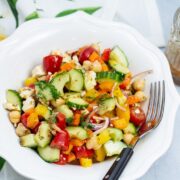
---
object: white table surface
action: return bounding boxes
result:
[0,1,180,180]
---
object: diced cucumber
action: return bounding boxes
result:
[56,105,73,123]
[107,128,123,141]
[64,92,81,100]
[37,146,60,162]
[6,89,22,110]
[50,72,69,96]
[104,140,127,156]
[66,69,84,92]
[109,46,129,74]
[35,81,59,102]
[98,97,116,115]
[34,122,52,148]
[20,134,37,148]
[66,97,88,110]
[96,71,124,83]
[66,126,88,140]
[123,122,137,135]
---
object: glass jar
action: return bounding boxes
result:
[165,7,180,85]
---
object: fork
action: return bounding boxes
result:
[103,81,165,180]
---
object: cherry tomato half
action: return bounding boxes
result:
[79,46,95,64]
[43,55,62,73]
[130,107,146,126]
[56,112,66,130]
[55,154,68,165]
[101,48,111,62]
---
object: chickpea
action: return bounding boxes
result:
[8,111,21,124]
[51,98,65,108]
[82,61,92,71]
[134,91,147,102]
[16,123,30,137]
[92,60,102,72]
[123,133,134,145]
[132,79,145,91]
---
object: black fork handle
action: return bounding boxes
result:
[103,147,133,180]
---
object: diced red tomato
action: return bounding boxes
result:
[43,55,62,73]
[56,113,66,130]
[73,146,94,159]
[101,48,111,62]
[79,46,95,64]
[130,107,146,126]
[55,154,68,165]
[50,130,70,151]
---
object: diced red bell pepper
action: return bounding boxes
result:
[55,154,68,165]
[50,130,70,151]
[43,55,62,73]
[21,112,29,127]
[31,122,41,134]
[101,48,111,62]
[73,146,94,159]
[56,112,66,130]
[79,46,95,64]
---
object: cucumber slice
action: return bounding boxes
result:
[123,122,137,135]
[35,81,59,102]
[50,72,69,96]
[107,128,123,141]
[104,140,127,156]
[34,122,52,148]
[6,90,22,110]
[66,126,88,140]
[37,146,60,162]
[66,69,84,92]
[56,105,73,123]
[109,46,129,74]
[96,72,124,83]
[20,134,37,148]
[98,97,116,115]
[67,97,88,110]
[64,92,81,100]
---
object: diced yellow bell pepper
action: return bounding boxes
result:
[95,147,106,162]
[99,81,115,92]
[111,118,128,129]
[116,105,130,122]
[24,77,37,86]
[84,89,100,102]
[35,104,49,118]
[98,129,111,145]
[27,112,39,129]
[79,158,92,167]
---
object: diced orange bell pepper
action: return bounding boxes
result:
[101,63,109,71]
[87,129,93,138]
[89,51,100,62]
[60,62,75,71]
[72,111,81,126]
[99,81,114,92]
[70,139,85,147]
[27,112,39,129]
[79,158,92,167]
[24,77,37,87]
[111,118,129,129]
[68,152,76,163]
[63,144,73,155]
[127,96,140,105]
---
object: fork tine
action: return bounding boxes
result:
[146,83,154,121]
[154,80,165,128]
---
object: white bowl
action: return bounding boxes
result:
[0,12,179,180]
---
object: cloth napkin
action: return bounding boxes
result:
[0,0,165,179]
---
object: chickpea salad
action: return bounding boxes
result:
[4,44,151,167]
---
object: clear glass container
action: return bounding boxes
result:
[165,7,180,85]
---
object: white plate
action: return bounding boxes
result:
[0,12,179,180]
